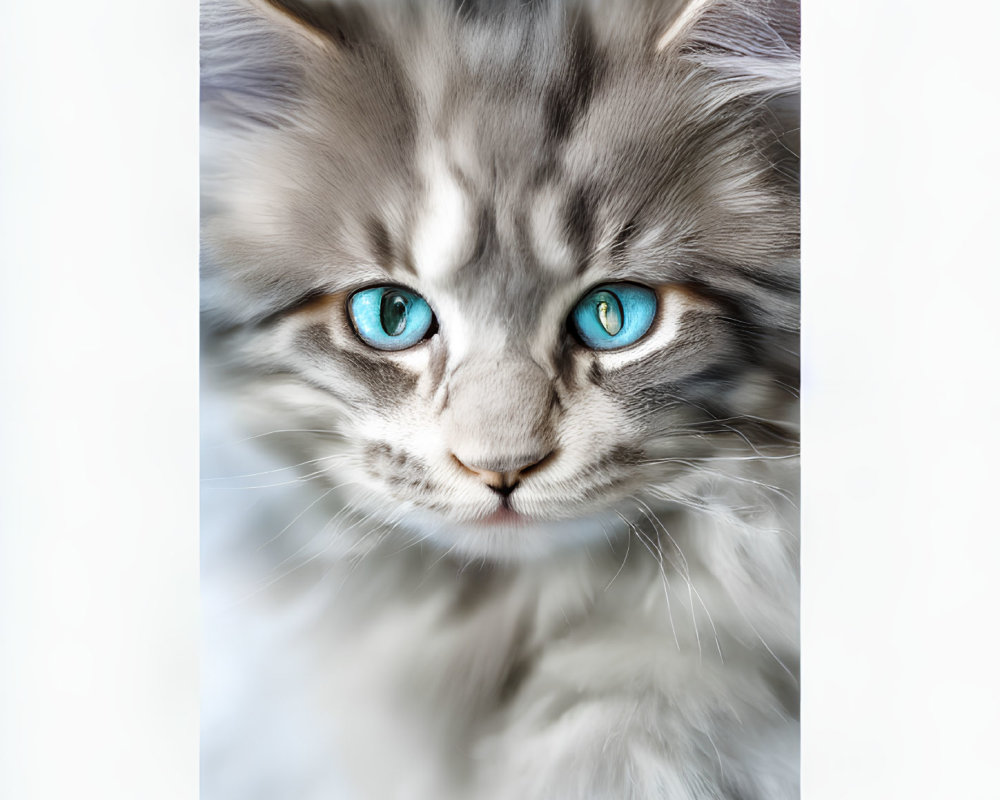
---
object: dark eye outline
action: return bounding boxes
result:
[569,282,658,351]
[346,284,438,351]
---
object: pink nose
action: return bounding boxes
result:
[451,452,553,496]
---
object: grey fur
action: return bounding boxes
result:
[201,0,800,798]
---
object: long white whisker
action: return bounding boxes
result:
[617,511,680,652]
[633,497,724,664]
[203,428,344,449]
[202,453,350,482]
[642,453,798,465]
[258,480,361,549]
[627,501,702,660]
[604,520,631,591]
[201,469,331,491]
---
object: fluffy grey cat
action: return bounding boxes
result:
[200,0,800,798]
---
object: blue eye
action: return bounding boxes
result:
[348,286,435,351]
[571,284,657,350]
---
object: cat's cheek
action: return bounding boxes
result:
[282,323,432,410]
[559,374,646,439]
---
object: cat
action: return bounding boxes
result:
[200,0,800,798]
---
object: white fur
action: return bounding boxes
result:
[411,150,475,282]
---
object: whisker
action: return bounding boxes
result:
[604,521,631,591]
[201,453,350,482]
[641,453,798,465]
[203,428,344,449]
[734,604,798,686]
[633,497,724,664]
[617,511,680,652]
[201,469,331,491]
[651,462,796,504]
[627,501,703,660]
[258,479,361,549]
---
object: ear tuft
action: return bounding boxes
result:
[200,0,333,129]
[657,0,799,98]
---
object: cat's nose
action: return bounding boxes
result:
[451,452,554,495]
[441,353,559,487]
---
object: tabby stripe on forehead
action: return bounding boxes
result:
[565,189,596,273]
[609,219,638,263]
[366,216,407,274]
[447,162,477,197]
[455,204,497,276]
[470,204,496,268]
[452,0,550,22]
[543,15,605,146]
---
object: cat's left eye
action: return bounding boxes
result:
[348,286,435,351]
[570,283,657,350]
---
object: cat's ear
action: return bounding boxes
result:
[656,0,799,181]
[655,0,799,98]
[200,0,366,129]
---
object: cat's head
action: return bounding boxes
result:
[201,0,800,561]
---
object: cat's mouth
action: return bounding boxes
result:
[478,506,533,526]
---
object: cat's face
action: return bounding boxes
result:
[201,0,799,561]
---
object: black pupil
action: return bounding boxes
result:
[380,291,409,336]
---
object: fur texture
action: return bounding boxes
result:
[200,0,800,797]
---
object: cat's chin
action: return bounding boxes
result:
[398,506,620,563]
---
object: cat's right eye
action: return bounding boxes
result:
[348,286,435,351]
[570,283,657,350]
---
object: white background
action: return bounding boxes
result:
[1,0,998,797]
